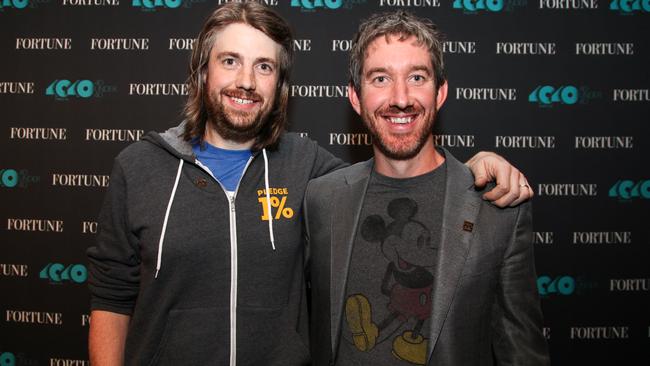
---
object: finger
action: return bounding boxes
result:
[482,164,512,202]
[474,173,489,188]
[468,152,501,188]
[492,168,521,207]
[520,172,534,199]
[509,191,528,207]
[464,151,486,168]
[509,189,529,207]
[509,176,534,207]
[468,156,489,188]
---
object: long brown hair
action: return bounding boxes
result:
[182,2,293,150]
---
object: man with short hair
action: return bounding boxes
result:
[304,11,549,366]
[87,3,533,365]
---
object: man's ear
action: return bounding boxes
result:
[436,81,448,109]
[348,83,361,115]
[199,65,208,89]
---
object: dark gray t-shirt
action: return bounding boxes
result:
[337,161,446,366]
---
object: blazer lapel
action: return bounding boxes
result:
[427,151,482,361]
[330,160,373,359]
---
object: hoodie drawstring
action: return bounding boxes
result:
[262,148,276,251]
[155,159,184,278]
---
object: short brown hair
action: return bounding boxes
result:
[349,10,446,94]
[183,2,293,150]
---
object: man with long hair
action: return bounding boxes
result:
[87,3,533,365]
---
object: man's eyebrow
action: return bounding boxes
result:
[364,65,432,78]
[410,65,432,75]
[364,67,388,78]
[216,51,241,59]
[215,52,277,67]
[255,57,277,66]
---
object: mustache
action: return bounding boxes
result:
[378,105,422,115]
[221,89,262,102]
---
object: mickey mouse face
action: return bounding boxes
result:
[361,197,437,269]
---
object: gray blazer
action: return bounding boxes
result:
[303,150,550,366]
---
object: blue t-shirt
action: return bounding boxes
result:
[192,141,252,192]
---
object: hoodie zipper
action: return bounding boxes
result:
[195,157,254,366]
[227,193,237,366]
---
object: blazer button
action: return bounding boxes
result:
[195,178,208,188]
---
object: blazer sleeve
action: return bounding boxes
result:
[87,158,141,315]
[492,202,550,365]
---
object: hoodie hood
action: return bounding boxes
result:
[142,121,195,161]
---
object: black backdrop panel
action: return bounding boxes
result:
[1,0,649,365]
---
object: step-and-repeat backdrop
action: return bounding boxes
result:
[1,0,648,365]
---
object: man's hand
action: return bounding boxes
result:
[466,151,532,207]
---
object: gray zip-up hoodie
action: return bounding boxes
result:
[87,122,345,366]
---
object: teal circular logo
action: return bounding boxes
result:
[1,169,18,188]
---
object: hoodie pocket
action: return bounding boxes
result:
[148,307,229,366]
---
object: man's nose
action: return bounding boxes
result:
[389,79,410,109]
[235,66,256,91]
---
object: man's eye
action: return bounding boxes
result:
[223,58,236,66]
[374,76,386,83]
[259,63,273,73]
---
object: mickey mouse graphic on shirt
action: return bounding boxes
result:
[345,197,437,365]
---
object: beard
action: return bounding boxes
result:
[361,103,437,161]
[204,88,271,144]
